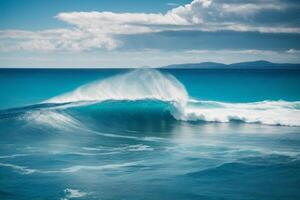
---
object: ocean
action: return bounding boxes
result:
[0,68,300,200]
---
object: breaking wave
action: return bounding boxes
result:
[1,69,300,127]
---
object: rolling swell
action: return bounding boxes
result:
[68,100,178,133]
[0,99,179,135]
[1,68,300,127]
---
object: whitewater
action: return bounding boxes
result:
[45,68,300,126]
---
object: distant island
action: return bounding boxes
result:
[161,60,300,69]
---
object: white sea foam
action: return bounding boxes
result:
[0,161,140,175]
[125,144,154,151]
[180,100,300,126]
[105,144,153,152]
[0,162,37,174]
[62,188,88,200]
[59,162,139,173]
[0,154,29,159]
[82,147,103,151]
[23,110,81,130]
[82,144,153,152]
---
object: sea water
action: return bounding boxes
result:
[0,68,300,199]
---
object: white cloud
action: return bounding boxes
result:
[185,49,280,56]
[221,3,285,15]
[0,0,299,52]
[0,29,118,52]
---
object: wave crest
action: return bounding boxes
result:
[29,69,300,127]
[47,68,188,109]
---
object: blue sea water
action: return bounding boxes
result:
[0,68,300,200]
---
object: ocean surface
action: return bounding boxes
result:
[0,68,300,200]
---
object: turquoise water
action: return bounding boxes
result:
[0,69,300,199]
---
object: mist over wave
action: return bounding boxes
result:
[46,68,188,107]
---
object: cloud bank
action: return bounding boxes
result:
[1,0,300,52]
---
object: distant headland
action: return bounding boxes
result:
[161,60,300,69]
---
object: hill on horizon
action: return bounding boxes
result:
[161,60,300,69]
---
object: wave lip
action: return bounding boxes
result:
[46,69,188,109]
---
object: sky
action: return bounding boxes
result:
[0,0,300,68]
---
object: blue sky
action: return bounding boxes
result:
[0,0,300,67]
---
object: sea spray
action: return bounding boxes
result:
[47,68,189,108]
